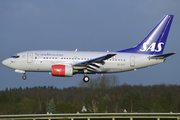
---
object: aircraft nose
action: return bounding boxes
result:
[2,59,10,67]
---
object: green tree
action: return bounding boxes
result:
[8,103,23,114]
[133,90,143,112]
[46,99,56,113]
[56,101,77,113]
[102,94,111,112]
[84,95,93,112]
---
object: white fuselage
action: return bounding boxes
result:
[2,50,164,74]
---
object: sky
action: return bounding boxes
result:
[0,0,180,90]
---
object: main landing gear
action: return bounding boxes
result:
[22,73,27,80]
[83,74,90,82]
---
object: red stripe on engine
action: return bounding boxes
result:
[52,65,65,76]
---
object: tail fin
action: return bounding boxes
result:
[118,15,174,55]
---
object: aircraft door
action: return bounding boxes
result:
[130,55,135,67]
[27,53,33,63]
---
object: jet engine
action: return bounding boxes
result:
[51,65,73,77]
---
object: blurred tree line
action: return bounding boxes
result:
[0,75,180,114]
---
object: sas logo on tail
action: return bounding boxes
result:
[140,42,164,52]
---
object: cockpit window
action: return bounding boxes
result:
[11,55,20,58]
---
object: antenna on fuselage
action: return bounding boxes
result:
[75,48,78,51]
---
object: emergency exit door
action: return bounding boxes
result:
[130,55,135,67]
[27,53,33,63]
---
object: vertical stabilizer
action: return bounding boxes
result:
[118,15,174,55]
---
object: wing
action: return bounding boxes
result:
[73,54,116,72]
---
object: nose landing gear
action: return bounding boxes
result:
[22,73,27,80]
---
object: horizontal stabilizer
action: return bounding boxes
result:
[148,53,176,59]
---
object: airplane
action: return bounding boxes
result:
[2,15,175,82]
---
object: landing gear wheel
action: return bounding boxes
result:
[22,76,27,80]
[22,73,27,80]
[83,76,90,82]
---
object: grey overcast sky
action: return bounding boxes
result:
[0,0,180,90]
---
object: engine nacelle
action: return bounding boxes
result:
[51,65,73,77]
